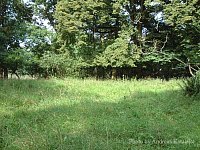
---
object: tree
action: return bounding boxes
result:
[164,0,200,75]
[34,0,58,27]
[55,1,168,77]
[54,0,116,63]
[0,0,32,78]
[0,0,197,79]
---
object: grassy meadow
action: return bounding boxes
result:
[0,78,200,150]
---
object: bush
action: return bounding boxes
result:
[182,71,200,96]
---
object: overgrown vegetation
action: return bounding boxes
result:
[182,71,200,96]
[0,79,200,149]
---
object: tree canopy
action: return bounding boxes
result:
[0,0,199,79]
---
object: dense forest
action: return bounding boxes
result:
[0,0,199,79]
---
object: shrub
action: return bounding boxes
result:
[182,71,200,96]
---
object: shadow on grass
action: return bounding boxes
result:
[0,80,200,150]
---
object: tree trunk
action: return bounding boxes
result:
[137,0,145,37]
[0,67,3,79]
[111,68,117,80]
[3,67,8,79]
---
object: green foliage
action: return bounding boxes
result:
[0,0,199,79]
[34,0,57,27]
[54,0,120,70]
[55,0,107,35]
[5,48,32,74]
[94,30,140,67]
[182,71,200,96]
[164,0,200,66]
[0,0,33,78]
[39,51,77,77]
[0,0,32,50]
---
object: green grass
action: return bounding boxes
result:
[0,78,200,150]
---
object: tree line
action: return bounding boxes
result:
[0,0,199,79]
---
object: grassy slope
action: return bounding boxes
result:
[0,79,200,150]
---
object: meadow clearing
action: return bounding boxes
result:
[0,78,199,150]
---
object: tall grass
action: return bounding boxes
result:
[182,71,200,96]
[0,78,199,149]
